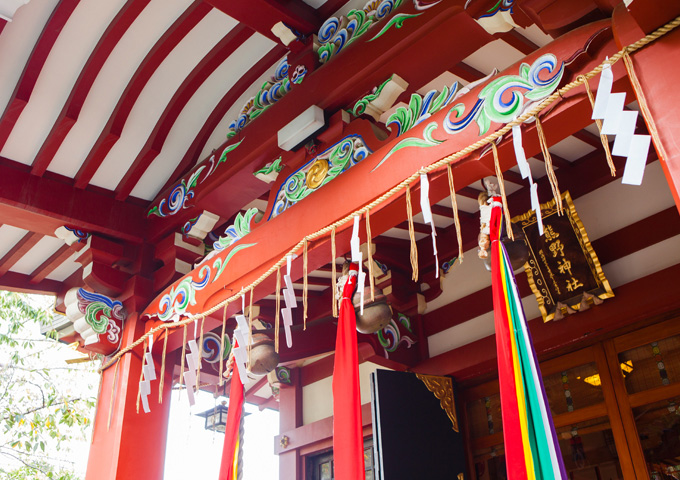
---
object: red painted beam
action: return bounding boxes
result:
[0,271,63,295]
[449,62,487,83]
[0,0,80,151]
[30,0,152,176]
[501,30,540,56]
[73,1,212,189]
[0,231,42,275]
[0,157,147,242]
[572,129,605,149]
[206,0,321,41]
[114,25,254,200]
[160,45,286,193]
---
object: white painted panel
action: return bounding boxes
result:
[437,195,479,214]
[509,156,548,180]
[47,0,196,178]
[0,0,59,119]
[381,228,427,241]
[198,54,286,163]
[252,383,272,399]
[0,224,28,257]
[2,0,127,165]
[416,71,468,95]
[130,33,275,200]
[428,296,540,357]
[90,10,238,190]
[302,376,332,425]
[604,235,680,288]
[427,246,489,312]
[573,161,674,241]
[548,135,596,162]
[462,39,525,76]
[515,24,553,48]
[292,283,328,292]
[302,0,329,8]
[45,248,81,281]
[10,235,62,275]
[301,361,388,425]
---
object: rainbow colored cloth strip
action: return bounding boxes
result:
[489,199,567,479]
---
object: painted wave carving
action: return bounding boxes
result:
[269,135,372,220]
[444,53,564,136]
[228,57,291,139]
[148,140,243,218]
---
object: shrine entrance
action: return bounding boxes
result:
[465,315,680,480]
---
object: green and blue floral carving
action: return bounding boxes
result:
[317,0,441,64]
[352,75,394,117]
[444,53,564,136]
[157,265,210,321]
[254,157,283,177]
[372,122,443,171]
[228,58,291,138]
[148,140,242,218]
[269,135,372,219]
[368,12,421,42]
[477,0,514,19]
[387,82,459,136]
[376,313,416,357]
[213,208,259,252]
[317,0,403,63]
[156,241,257,321]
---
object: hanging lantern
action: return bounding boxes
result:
[196,401,230,433]
[247,333,279,376]
[352,287,392,334]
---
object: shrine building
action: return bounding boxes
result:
[0,0,679,478]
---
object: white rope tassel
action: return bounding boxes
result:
[419,173,439,278]
[512,123,543,235]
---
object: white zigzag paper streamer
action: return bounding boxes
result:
[592,62,651,185]
[183,339,201,406]
[281,255,297,348]
[232,314,251,384]
[512,123,544,235]
[420,173,439,277]
[139,337,156,413]
[350,216,366,314]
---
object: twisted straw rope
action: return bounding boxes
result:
[98,15,680,374]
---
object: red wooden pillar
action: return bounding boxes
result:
[612,2,680,212]
[279,368,302,480]
[85,313,172,480]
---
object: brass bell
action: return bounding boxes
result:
[352,287,392,334]
[247,333,279,376]
[483,223,530,272]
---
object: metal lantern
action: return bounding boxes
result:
[196,401,229,433]
[247,333,279,376]
[353,287,392,334]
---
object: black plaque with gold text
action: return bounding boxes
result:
[512,191,613,322]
